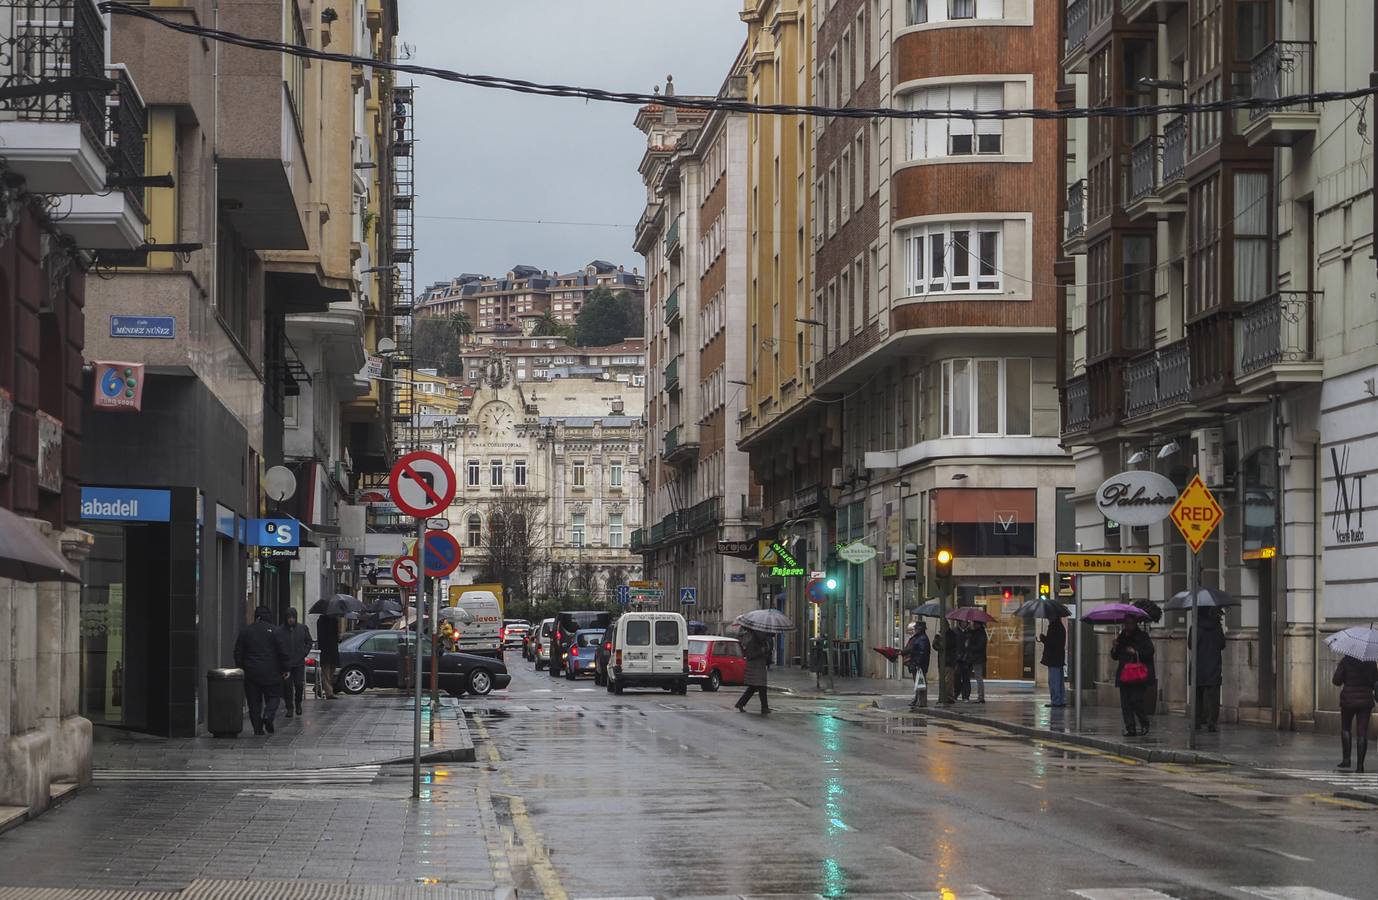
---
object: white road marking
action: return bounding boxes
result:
[1073,796,1111,809]
[1236,889,1359,899]
[1015,780,1045,791]
[1071,890,1183,899]
[783,797,809,809]
[1143,815,1195,831]
[1247,846,1314,863]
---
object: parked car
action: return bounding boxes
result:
[686,635,746,692]
[593,626,616,686]
[532,617,556,671]
[502,619,530,651]
[564,628,605,680]
[606,611,688,695]
[548,610,613,677]
[307,629,511,697]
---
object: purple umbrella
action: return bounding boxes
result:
[947,607,997,624]
[1081,603,1151,623]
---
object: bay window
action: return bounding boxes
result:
[905,0,1003,27]
[905,85,1004,160]
[901,222,1002,296]
[940,357,1033,437]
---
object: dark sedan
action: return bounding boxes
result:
[308,629,511,697]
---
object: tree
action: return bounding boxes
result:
[477,493,548,620]
[614,290,644,339]
[531,310,570,341]
[572,287,639,347]
[412,315,463,375]
[447,311,473,344]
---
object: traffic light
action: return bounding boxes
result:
[1058,572,1076,597]
[934,547,954,580]
[1002,587,1013,602]
[1038,572,1052,601]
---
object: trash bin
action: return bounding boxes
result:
[206,668,245,737]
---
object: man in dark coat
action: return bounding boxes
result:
[279,608,313,719]
[734,628,771,714]
[936,623,963,704]
[316,606,342,700]
[962,622,988,703]
[904,622,931,709]
[1039,616,1068,707]
[1191,609,1227,731]
[233,605,291,735]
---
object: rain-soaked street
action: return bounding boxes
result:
[470,660,1378,899]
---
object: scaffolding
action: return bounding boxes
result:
[389,82,417,458]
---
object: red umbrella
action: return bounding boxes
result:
[946,607,996,624]
[872,646,902,662]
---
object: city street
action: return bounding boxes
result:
[3,657,1374,899]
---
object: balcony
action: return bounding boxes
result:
[1243,41,1319,146]
[663,214,683,258]
[1064,0,1088,73]
[664,285,681,323]
[663,422,699,464]
[1123,133,1185,221]
[648,511,682,546]
[631,528,645,552]
[1234,291,1324,392]
[1063,374,1089,434]
[790,483,824,516]
[0,0,110,194]
[1122,339,1190,420]
[64,65,148,250]
[683,496,721,534]
[1159,116,1188,200]
[1064,179,1086,254]
[663,356,680,390]
[1120,0,1186,24]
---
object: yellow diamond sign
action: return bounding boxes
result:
[1170,474,1224,554]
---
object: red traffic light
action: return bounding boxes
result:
[1002,588,1012,601]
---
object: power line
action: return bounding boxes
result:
[102,1,1378,122]
[416,214,633,228]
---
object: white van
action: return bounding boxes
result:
[607,611,688,695]
[451,590,503,657]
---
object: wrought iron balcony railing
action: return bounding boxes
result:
[1126,135,1157,204]
[0,0,107,151]
[1066,179,1085,241]
[104,66,146,198]
[683,496,720,533]
[663,214,682,255]
[1064,373,1089,432]
[1121,338,1190,419]
[1161,115,1188,183]
[1250,41,1315,120]
[664,285,680,322]
[1236,290,1317,376]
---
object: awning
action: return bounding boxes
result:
[0,507,79,583]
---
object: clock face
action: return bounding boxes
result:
[478,402,515,437]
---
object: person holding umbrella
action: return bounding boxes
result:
[963,621,988,703]
[309,583,362,700]
[1326,626,1378,772]
[1191,608,1227,732]
[734,626,773,714]
[1111,616,1156,737]
[1039,613,1067,708]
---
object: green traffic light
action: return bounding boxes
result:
[824,576,839,591]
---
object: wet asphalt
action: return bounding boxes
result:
[475,653,1378,899]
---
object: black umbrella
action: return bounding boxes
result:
[366,599,404,619]
[911,601,943,617]
[1013,598,1070,619]
[1133,598,1164,623]
[309,593,364,618]
[1164,587,1237,611]
[0,506,79,583]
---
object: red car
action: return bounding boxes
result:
[686,636,745,692]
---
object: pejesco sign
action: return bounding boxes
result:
[1095,470,1178,527]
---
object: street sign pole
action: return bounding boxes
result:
[1187,551,1199,751]
[1073,576,1082,733]
[413,514,425,800]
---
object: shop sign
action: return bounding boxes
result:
[80,486,172,522]
[1095,470,1178,527]
[365,355,385,380]
[36,411,61,494]
[716,539,755,558]
[250,518,300,548]
[882,562,899,578]
[332,548,354,569]
[836,541,878,564]
[0,387,11,476]
[259,546,299,561]
[1327,446,1367,545]
[93,361,144,411]
[1169,475,1224,553]
[214,504,236,538]
[765,540,804,577]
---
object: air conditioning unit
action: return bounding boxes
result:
[1193,427,1226,487]
[830,466,846,488]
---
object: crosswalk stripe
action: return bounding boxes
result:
[1072,890,1182,899]
[1237,888,1360,899]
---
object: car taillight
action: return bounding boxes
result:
[603,642,611,651]
[306,659,316,667]
[571,647,579,658]
[615,649,622,667]
[499,627,506,642]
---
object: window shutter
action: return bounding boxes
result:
[975,0,1003,19]
[975,84,1003,136]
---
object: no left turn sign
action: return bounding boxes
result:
[389,450,456,518]
[392,556,420,588]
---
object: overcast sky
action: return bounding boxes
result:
[399,1,744,290]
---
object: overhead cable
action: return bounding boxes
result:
[100,2,1377,122]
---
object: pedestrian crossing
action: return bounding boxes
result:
[93,764,381,784]
[573,890,1360,900]
[1264,767,1378,793]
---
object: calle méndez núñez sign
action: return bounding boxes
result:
[1095,470,1178,527]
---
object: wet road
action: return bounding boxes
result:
[474,654,1377,899]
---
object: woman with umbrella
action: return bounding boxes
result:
[1326,626,1378,772]
[732,609,790,714]
[309,584,363,700]
[1104,606,1155,736]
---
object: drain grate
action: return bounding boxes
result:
[0,882,508,900]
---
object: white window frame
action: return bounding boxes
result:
[571,514,585,548]
[490,458,504,487]
[609,513,624,549]
[901,221,1003,296]
[572,460,586,488]
[466,458,480,487]
[514,459,527,487]
[939,357,1032,437]
[904,84,1004,161]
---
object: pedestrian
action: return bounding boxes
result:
[233,605,291,735]
[317,588,344,700]
[1111,618,1155,737]
[904,621,931,709]
[734,627,771,714]
[1192,608,1227,732]
[965,621,988,703]
[1332,653,1378,772]
[279,608,313,720]
[954,622,974,701]
[1039,614,1067,707]
[936,622,963,704]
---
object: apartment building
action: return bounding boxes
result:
[416,261,646,331]
[0,0,148,818]
[1058,0,1376,729]
[634,64,759,634]
[793,0,1071,680]
[736,0,819,664]
[75,0,398,740]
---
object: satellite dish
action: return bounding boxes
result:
[377,337,397,354]
[264,466,297,503]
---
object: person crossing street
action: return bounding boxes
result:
[279,608,313,720]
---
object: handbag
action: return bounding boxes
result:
[1121,661,1150,685]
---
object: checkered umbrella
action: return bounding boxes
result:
[1325,626,1378,663]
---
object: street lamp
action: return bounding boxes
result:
[1157,440,1181,460]
[1127,449,1149,465]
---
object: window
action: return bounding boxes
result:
[1234,171,1270,304]
[950,0,975,17]
[906,0,1002,25]
[901,222,1001,295]
[467,514,482,547]
[1123,236,1154,352]
[572,460,586,488]
[905,0,928,24]
[940,358,1033,437]
[467,459,480,487]
[905,85,1003,159]
[514,459,527,487]
[609,513,624,548]
[654,619,681,645]
[490,459,503,487]
[625,619,650,646]
[609,459,623,488]
[571,514,585,547]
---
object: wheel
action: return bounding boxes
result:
[675,681,688,695]
[613,678,624,695]
[703,670,721,692]
[467,669,494,696]
[339,666,367,695]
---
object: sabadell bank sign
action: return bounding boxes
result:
[1095,471,1177,528]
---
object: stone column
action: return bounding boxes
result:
[1,574,49,813]
[48,527,93,785]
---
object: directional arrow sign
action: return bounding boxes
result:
[389,450,456,519]
[391,556,420,588]
[1055,552,1162,574]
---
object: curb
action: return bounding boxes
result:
[876,702,1232,765]
[1333,790,1378,806]
[382,704,476,765]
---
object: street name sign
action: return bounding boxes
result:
[1170,474,1224,553]
[389,450,456,519]
[1056,552,1161,574]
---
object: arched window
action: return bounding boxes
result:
[467,513,482,547]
